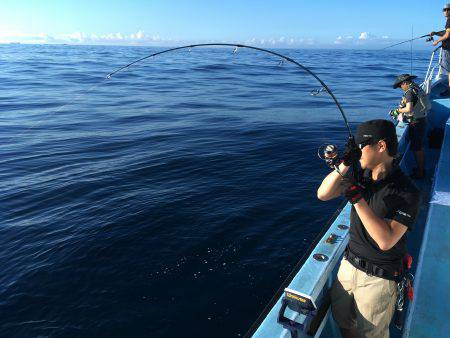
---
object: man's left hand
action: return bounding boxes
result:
[341,138,362,167]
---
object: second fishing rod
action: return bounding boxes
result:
[380,30,444,50]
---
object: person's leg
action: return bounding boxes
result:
[353,271,397,338]
[414,149,425,176]
[330,258,357,338]
[411,119,427,178]
[440,50,450,95]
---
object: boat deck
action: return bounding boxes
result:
[402,97,450,338]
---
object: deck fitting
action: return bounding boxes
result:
[313,253,329,262]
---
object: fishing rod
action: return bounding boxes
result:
[107,43,352,136]
[109,43,361,175]
[380,30,444,50]
[107,43,361,180]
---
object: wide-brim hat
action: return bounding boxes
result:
[444,3,450,10]
[393,74,417,89]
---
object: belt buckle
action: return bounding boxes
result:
[356,257,365,269]
[354,256,372,276]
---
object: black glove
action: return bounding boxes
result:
[342,178,364,204]
[341,138,362,167]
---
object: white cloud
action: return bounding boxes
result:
[66,31,86,42]
[0,30,395,49]
[332,32,398,48]
[358,32,377,40]
[359,32,368,40]
[334,36,343,44]
[0,30,173,45]
[130,30,145,40]
[244,36,316,47]
[334,35,354,45]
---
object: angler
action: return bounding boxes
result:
[430,3,450,96]
[391,74,431,179]
[317,120,421,338]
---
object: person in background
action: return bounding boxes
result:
[317,119,420,338]
[391,74,430,179]
[430,3,450,96]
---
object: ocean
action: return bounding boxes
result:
[0,44,431,337]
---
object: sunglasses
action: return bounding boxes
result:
[358,138,378,150]
[358,138,386,150]
[358,139,374,149]
[443,8,450,12]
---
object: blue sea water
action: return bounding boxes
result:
[0,44,431,337]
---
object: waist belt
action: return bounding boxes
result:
[344,247,402,281]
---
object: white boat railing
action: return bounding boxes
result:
[422,46,442,94]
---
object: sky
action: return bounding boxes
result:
[0,0,448,49]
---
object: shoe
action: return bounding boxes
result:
[440,89,450,97]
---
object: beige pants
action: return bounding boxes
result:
[331,258,397,338]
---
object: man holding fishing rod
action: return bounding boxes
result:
[317,120,420,338]
[382,4,450,96]
[430,3,450,96]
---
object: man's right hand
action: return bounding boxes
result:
[341,138,362,167]
[342,178,364,204]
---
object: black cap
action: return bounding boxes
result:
[393,74,417,89]
[355,119,398,155]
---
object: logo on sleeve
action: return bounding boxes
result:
[396,210,411,218]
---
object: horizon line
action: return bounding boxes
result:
[0,41,434,52]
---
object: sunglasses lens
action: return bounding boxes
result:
[358,139,373,149]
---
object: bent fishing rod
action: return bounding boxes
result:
[380,30,444,50]
[107,43,361,178]
[107,43,352,135]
